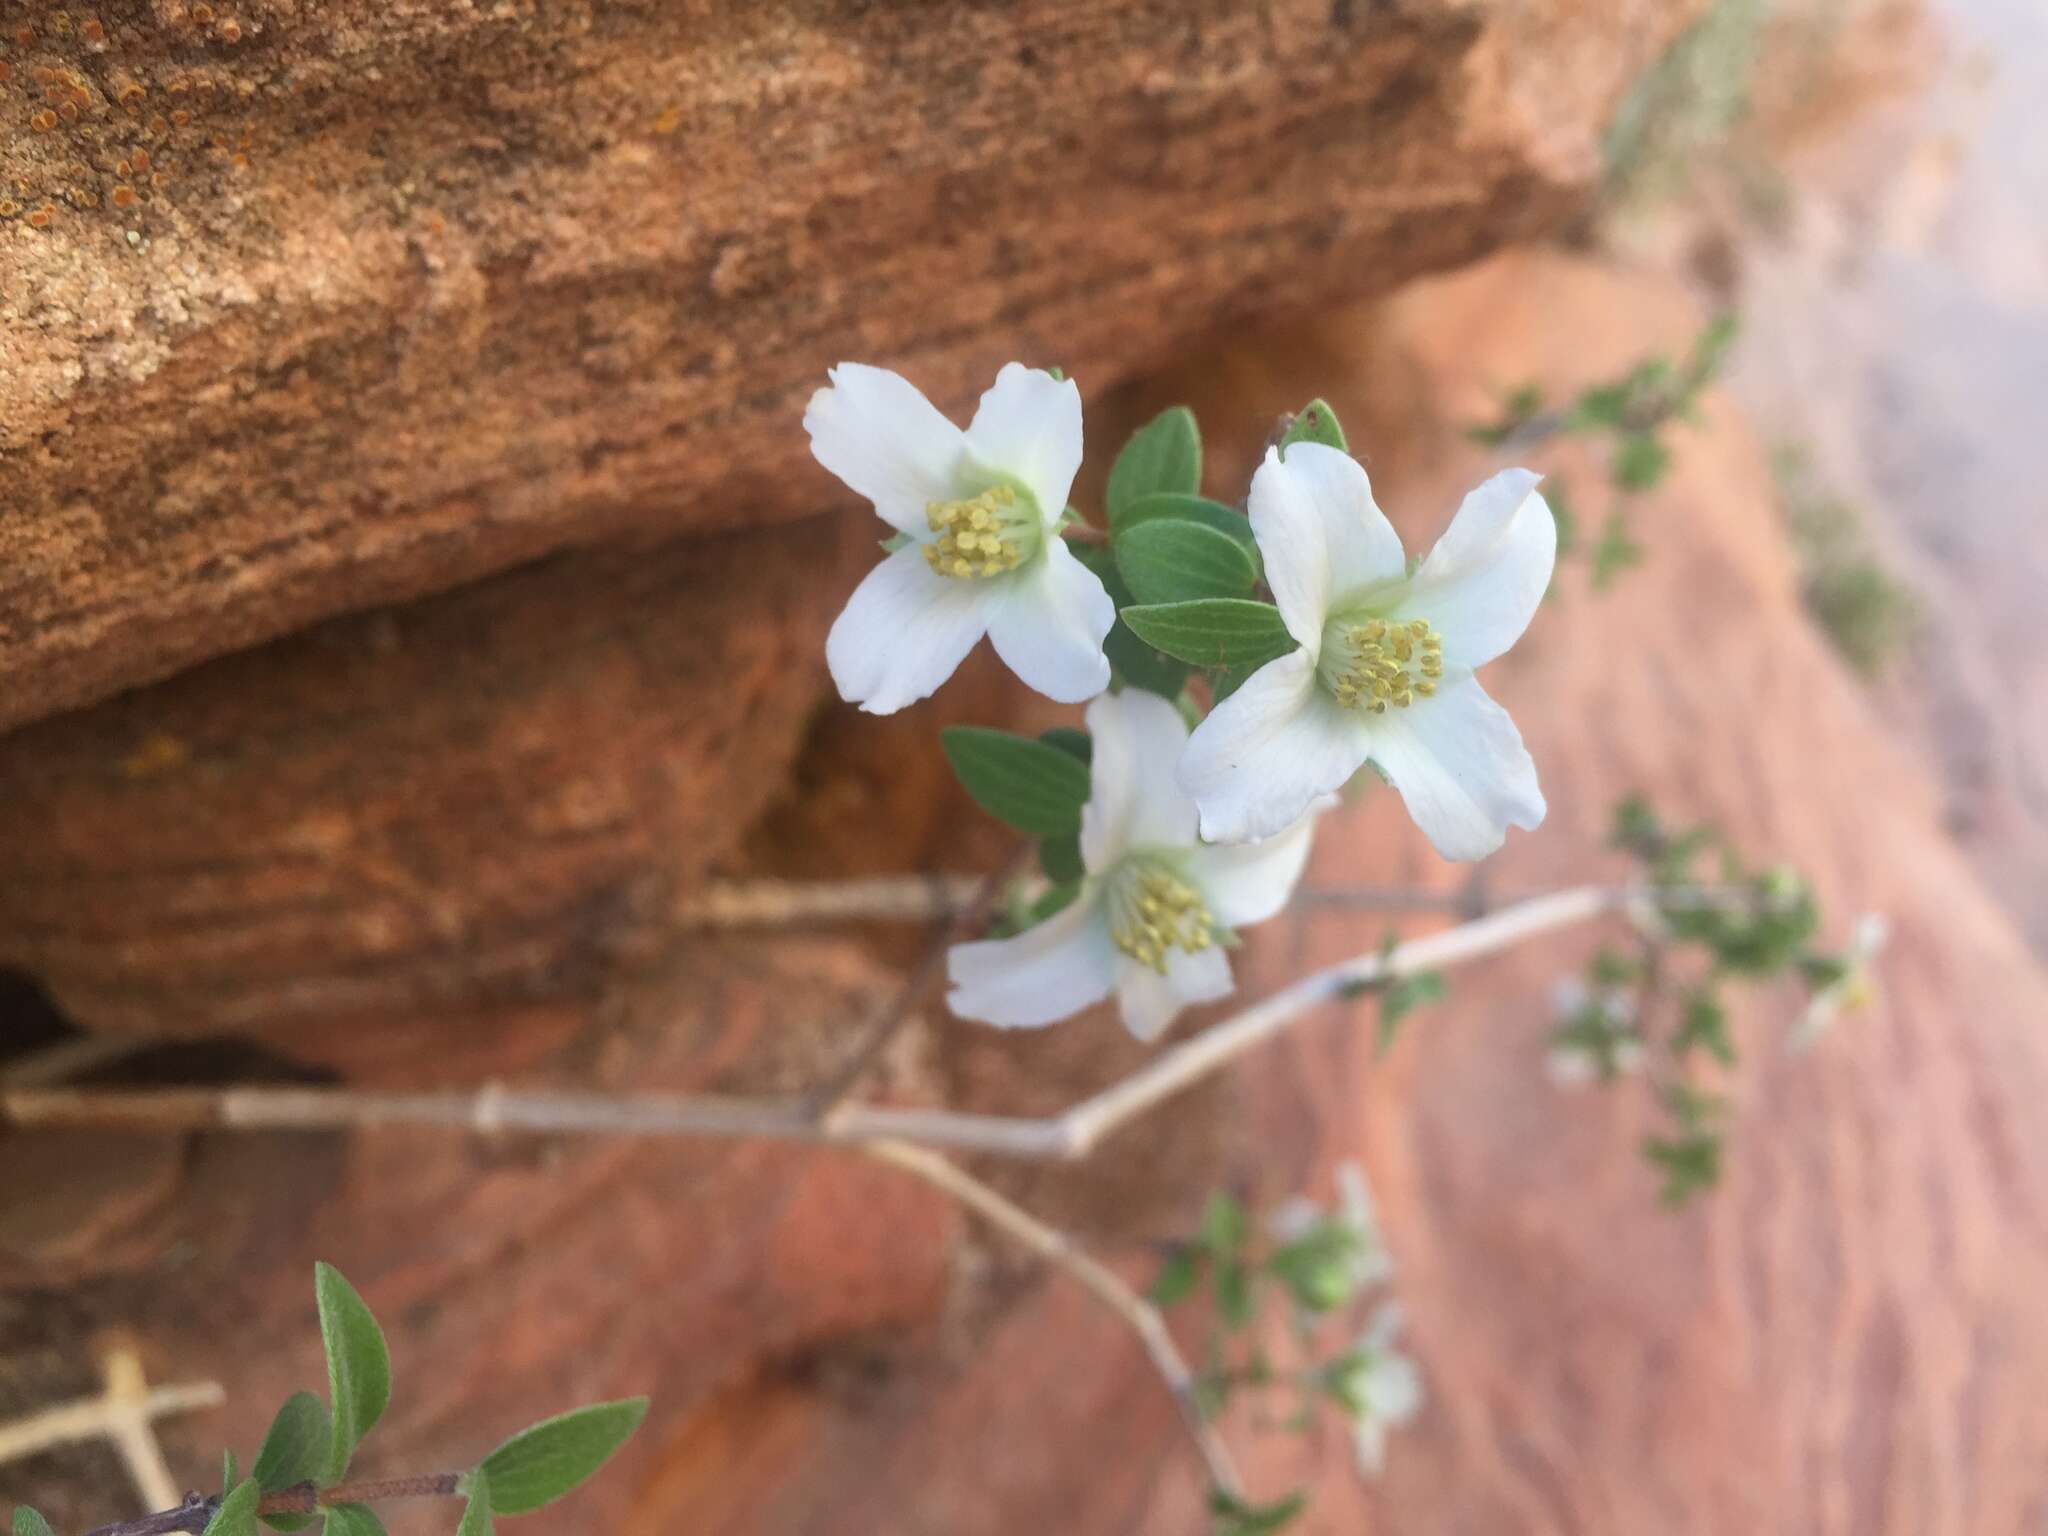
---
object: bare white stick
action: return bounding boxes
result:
[673,875,985,928]
[0,1035,147,1088]
[674,876,1476,928]
[860,1140,1242,1499]
[0,1348,223,1512]
[2,884,1646,1160]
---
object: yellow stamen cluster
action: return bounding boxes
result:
[1324,616,1442,713]
[923,486,1030,579]
[1110,863,1215,974]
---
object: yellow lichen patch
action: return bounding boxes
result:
[120,733,190,780]
[1322,615,1443,714]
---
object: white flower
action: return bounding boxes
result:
[806,361,1115,713]
[1341,1302,1424,1478]
[1545,975,1643,1086]
[1178,444,1554,857]
[946,690,1320,1041]
[1791,912,1888,1052]
[1269,1160,1394,1302]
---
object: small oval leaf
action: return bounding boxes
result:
[1107,407,1201,520]
[314,1263,391,1481]
[1038,832,1085,885]
[203,1480,262,1536]
[940,728,1092,837]
[1279,399,1348,455]
[1110,494,1259,569]
[478,1398,650,1516]
[455,1471,494,1536]
[1120,600,1298,670]
[1072,543,1192,699]
[1115,519,1258,605]
[13,1509,56,1536]
[318,1506,386,1536]
[253,1389,330,1532]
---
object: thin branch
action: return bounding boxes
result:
[0,1358,221,1474]
[806,841,1034,1120]
[2,884,1656,1161]
[259,1473,463,1513]
[672,874,985,928]
[80,1476,465,1536]
[859,1140,1243,1499]
[0,1035,147,1088]
[675,876,1481,929]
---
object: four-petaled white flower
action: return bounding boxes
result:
[1545,975,1643,1086]
[1178,444,1555,858]
[1338,1301,1425,1478]
[806,362,1115,714]
[1790,912,1888,1052]
[947,690,1320,1042]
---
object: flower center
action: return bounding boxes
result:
[923,485,1039,580]
[1106,856,1215,974]
[1319,615,1443,713]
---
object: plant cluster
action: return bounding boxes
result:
[12,1266,644,1536]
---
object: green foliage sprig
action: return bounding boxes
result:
[14,1266,644,1536]
[1468,314,1738,589]
[1550,794,1871,1204]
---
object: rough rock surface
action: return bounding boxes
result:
[0,517,845,1040]
[0,0,1699,731]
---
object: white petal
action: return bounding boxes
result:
[1178,651,1372,843]
[1366,1353,1424,1425]
[964,363,1084,525]
[1081,689,1198,872]
[985,538,1114,704]
[1115,945,1234,1043]
[1353,1418,1388,1478]
[946,896,1118,1029]
[1366,672,1545,861]
[804,364,971,533]
[1185,809,1319,927]
[1399,469,1555,670]
[1249,444,1406,650]
[826,546,992,715]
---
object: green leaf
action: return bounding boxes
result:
[1073,543,1193,698]
[252,1390,331,1530]
[1037,727,1092,765]
[1110,493,1259,562]
[1038,832,1085,885]
[1210,1487,1307,1534]
[1613,432,1672,492]
[1121,600,1296,671]
[1107,407,1201,521]
[314,1263,392,1482]
[1148,1247,1201,1308]
[319,1507,385,1536]
[1214,1261,1254,1331]
[455,1471,494,1536]
[1199,1191,1247,1255]
[223,1450,238,1493]
[1278,398,1347,455]
[204,1480,262,1536]
[13,1510,56,1536]
[1377,970,1445,1054]
[479,1398,649,1516]
[940,727,1091,837]
[1115,518,1259,605]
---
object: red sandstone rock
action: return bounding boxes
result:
[0,0,1701,732]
